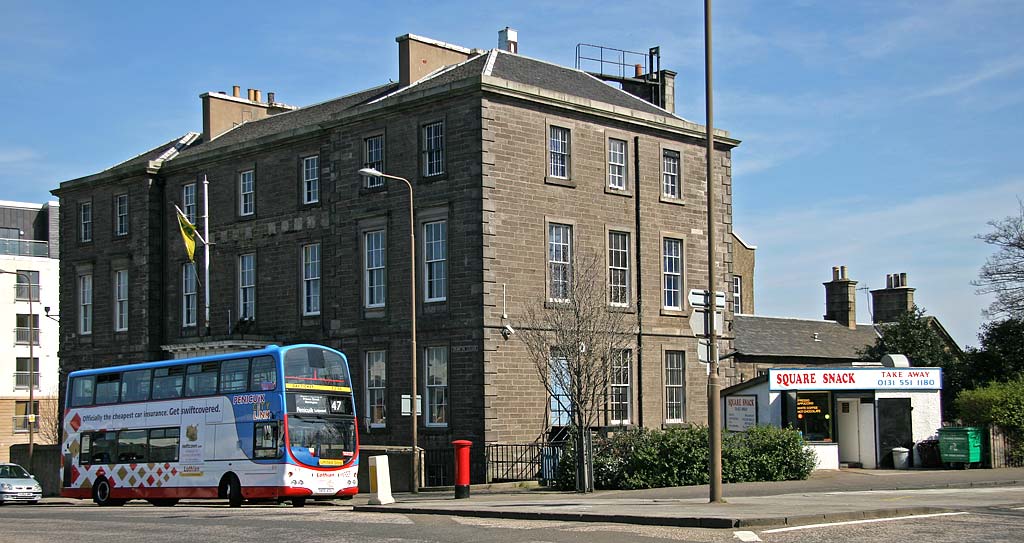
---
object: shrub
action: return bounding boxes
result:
[955,378,1024,429]
[556,425,815,490]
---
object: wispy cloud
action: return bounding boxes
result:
[0,147,39,164]
[913,56,1024,99]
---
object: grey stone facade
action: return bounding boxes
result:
[52,35,742,461]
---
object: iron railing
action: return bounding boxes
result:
[11,415,38,434]
[14,283,40,302]
[485,442,563,484]
[13,372,38,390]
[989,425,1024,468]
[14,327,39,345]
[423,446,454,487]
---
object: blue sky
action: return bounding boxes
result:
[2,1,1022,347]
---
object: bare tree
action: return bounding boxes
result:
[35,387,62,445]
[518,251,636,492]
[975,201,1024,319]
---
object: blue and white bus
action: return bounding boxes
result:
[60,344,358,507]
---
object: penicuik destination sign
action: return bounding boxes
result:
[768,368,942,391]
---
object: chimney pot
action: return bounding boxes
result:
[267,92,275,104]
[840,265,848,279]
[886,274,894,288]
[233,85,240,98]
[900,272,908,287]
[832,266,840,281]
[254,89,262,103]
[635,63,643,78]
[247,88,255,101]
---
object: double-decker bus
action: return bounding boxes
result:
[60,344,358,507]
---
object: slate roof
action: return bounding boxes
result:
[174,83,401,160]
[89,45,686,175]
[733,315,880,361]
[490,51,675,118]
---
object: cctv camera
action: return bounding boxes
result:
[501,324,516,338]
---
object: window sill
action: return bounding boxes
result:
[660,308,686,317]
[419,173,448,185]
[604,186,632,197]
[359,184,388,196]
[659,195,685,206]
[363,307,386,319]
[608,304,636,314]
[545,176,575,188]
[423,302,447,315]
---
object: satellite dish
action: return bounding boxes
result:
[881,354,910,368]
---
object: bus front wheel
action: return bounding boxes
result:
[93,478,125,507]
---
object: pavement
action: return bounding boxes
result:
[353,467,1024,529]
[35,468,1024,529]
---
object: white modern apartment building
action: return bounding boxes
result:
[0,200,60,462]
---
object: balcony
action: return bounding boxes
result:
[11,415,38,434]
[14,327,39,345]
[13,371,39,390]
[0,238,48,257]
[14,284,40,302]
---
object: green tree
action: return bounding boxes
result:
[860,306,964,409]
[859,305,959,368]
[961,318,1024,390]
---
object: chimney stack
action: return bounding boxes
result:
[823,265,857,329]
[396,33,474,87]
[498,27,518,53]
[201,85,296,142]
[871,272,916,323]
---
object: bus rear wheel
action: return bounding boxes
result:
[222,475,243,508]
[291,498,306,508]
[148,498,179,507]
[93,478,126,507]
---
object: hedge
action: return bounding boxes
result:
[555,425,815,490]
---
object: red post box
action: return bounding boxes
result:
[452,439,472,499]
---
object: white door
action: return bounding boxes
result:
[836,398,861,464]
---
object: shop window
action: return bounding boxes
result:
[794,391,832,442]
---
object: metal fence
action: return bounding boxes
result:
[423,446,454,487]
[989,425,1024,468]
[485,442,562,484]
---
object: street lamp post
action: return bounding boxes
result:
[358,167,419,494]
[1,269,35,472]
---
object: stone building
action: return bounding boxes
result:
[0,200,60,461]
[52,32,743,466]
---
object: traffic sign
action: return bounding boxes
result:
[689,308,724,337]
[688,289,726,309]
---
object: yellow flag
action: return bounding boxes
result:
[176,207,197,262]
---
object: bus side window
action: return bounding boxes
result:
[149,427,180,463]
[219,358,250,393]
[117,429,148,463]
[71,376,96,407]
[95,373,121,404]
[152,366,184,400]
[89,431,116,464]
[121,369,152,403]
[186,362,219,397]
[250,356,278,392]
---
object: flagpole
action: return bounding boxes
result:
[203,175,211,336]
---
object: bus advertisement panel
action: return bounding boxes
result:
[60,344,358,507]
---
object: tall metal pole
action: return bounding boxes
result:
[202,175,211,335]
[705,0,724,504]
[27,274,34,471]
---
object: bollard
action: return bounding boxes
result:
[367,455,395,505]
[452,440,472,499]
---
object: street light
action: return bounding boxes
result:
[358,167,419,494]
[1,269,35,472]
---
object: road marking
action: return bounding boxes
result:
[733,530,762,541]
[761,511,969,533]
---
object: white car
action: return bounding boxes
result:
[0,463,42,505]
